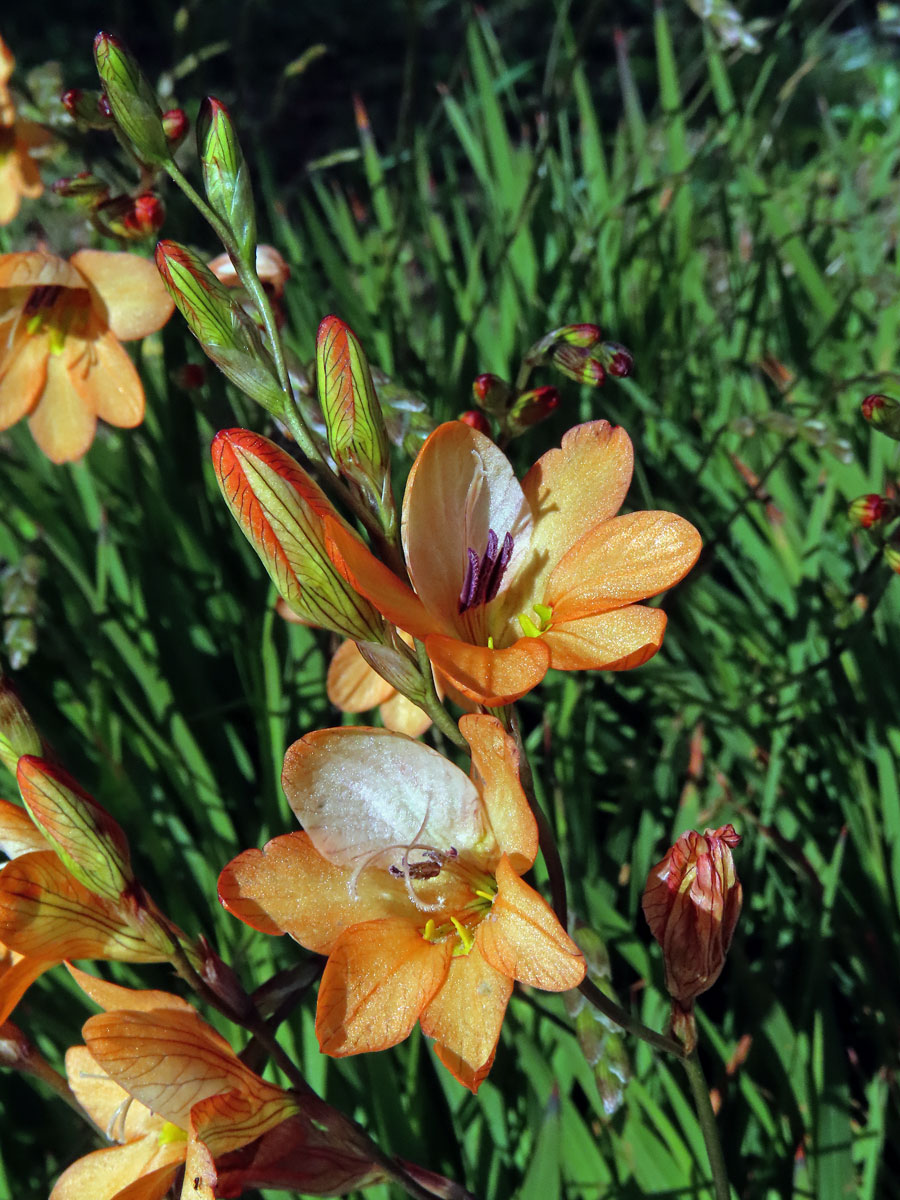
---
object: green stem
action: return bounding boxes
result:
[414,639,466,747]
[683,1049,731,1200]
[579,976,684,1057]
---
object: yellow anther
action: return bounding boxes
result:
[158,1121,188,1146]
[422,918,438,942]
[517,604,553,638]
[450,916,475,956]
[474,888,494,902]
[487,635,495,649]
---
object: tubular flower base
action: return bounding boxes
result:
[0,250,173,461]
[324,420,702,705]
[219,714,585,1093]
[0,35,50,225]
[53,967,382,1200]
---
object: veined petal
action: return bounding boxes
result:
[0,798,45,858]
[327,640,395,714]
[49,1137,181,1200]
[316,917,452,1055]
[543,606,668,672]
[0,332,48,429]
[70,250,174,341]
[515,421,634,608]
[478,856,585,991]
[323,514,439,639]
[420,946,512,1093]
[282,728,489,869]
[27,351,96,463]
[183,1089,301,1200]
[67,964,198,1016]
[423,633,550,706]
[401,422,532,626]
[546,511,702,622]
[83,1007,279,1130]
[459,714,537,871]
[66,329,145,428]
[0,950,52,1024]
[0,850,167,963]
[64,1045,161,1138]
[218,832,411,954]
[0,252,84,290]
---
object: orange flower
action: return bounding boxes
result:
[325,420,702,705]
[0,36,50,225]
[0,798,55,1024]
[0,249,173,461]
[219,714,585,1092]
[52,968,376,1200]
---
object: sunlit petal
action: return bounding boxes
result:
[0,950,52,1024]
[327,639,395,714]
[0,332,47,429]
[377,690,432,737]
[67,964,198,1016]
[546,511,702,622]
[478,856,585,991]
[49,1138,181,1200]
[0,798,45,858]
[421,946,512,1093]
[0,252,84,290]
[183,1088,300,1200]
[543,605,668,671]
[282,728,488,868]
[67,329,144,428]
[459,714,536,871]
[70,250,174,341]
[64,1045,159,1139]
[423,633,550,706]
[27,351,96,464]
[316,917,452,1055]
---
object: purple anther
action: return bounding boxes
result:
[24,285,64,316]
[458,529,514,613]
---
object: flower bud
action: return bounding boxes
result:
[155,240,285,413]
[884,540,900,574]
[848,494,889,529]
[862,394,900,441]
[99,192,165,239]
[642,824,742,1027]
[598,341,634,378]
[172,362,207,390]
[458,410,491,436]
[208,245,290,298]
[93,32,171,165]
[0,1021,31,1070]
[51,172,111,207]
[197,97,256,261]
[60,87,114,129]
[507,385,561,432]
[472,373,513,414]
[161,106,189,147]
[0,678,42,775]
[16,756,134,902]
[316,315,396,537]
[551,344,606,387]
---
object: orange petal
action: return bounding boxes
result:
[0,798,45,858]
[316,917,452,1055]
[0,251,84,290]
[0,331,47,429]
[27,351,96,463]
[0,950,52,1024]
[378,691,432,737]
[219,832,411,954]
[477,856,585,991]
[420,946,512,1093]
[83,1007,278,1130]
[66,329,145,428]
[0,850,166,963]
[66,964,197,1016]
[546,511,702,623]
[65,1045,160,1139]
[183,1088,301,1200]
[49,1137,181,1200]
[324,514,438,639]
[282,727,488,869]
[401,421,532,628]
[327,639,395,713]
[459,714,537,871]
[423,633,550,706]
[543,605,668,671]
[70,250,174,341]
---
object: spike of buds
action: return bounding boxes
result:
[60,87,115,129]
[0,677,42,775]
[155,240,285,413]
[93,32,172,165]
[642,824,742,1052]
[161,106,189,147]
[507,385,561,433]
[848,494,890,529]
[98,192,165,240]
[551,344,606,387]
[458,410,492,436]
[197,97,256,261]
[862,394,900,441]
[472,373,514,415]
[16,756,134,902]
[315,315,396,538]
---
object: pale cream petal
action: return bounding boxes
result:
[70,250,174,341]
[0,332,47,428]
[66,329,145,428]
[26,350,96,462]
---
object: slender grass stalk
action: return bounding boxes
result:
[682,1050,731,1200]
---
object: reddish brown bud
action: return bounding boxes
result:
[551,344,606,387]
[862,393,900,440]
[472,373,513,414]
[508,385,561,432]
[60,87,82,112]
[123,192,165,236]
[642,825,742,1019]
[61,87,114,129]
[173,363,207,390]
[52,172,111,207]
[161,106,189,146]
[848,494,889,529]
[97,94,112,119]
[884,540,900,574]
[458,410,491,436]
[862,394,887,421]
[599,341,634,378]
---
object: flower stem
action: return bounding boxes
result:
[414,639,466,748]
[578,976,684,1057]
[682,1049,731,1200]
